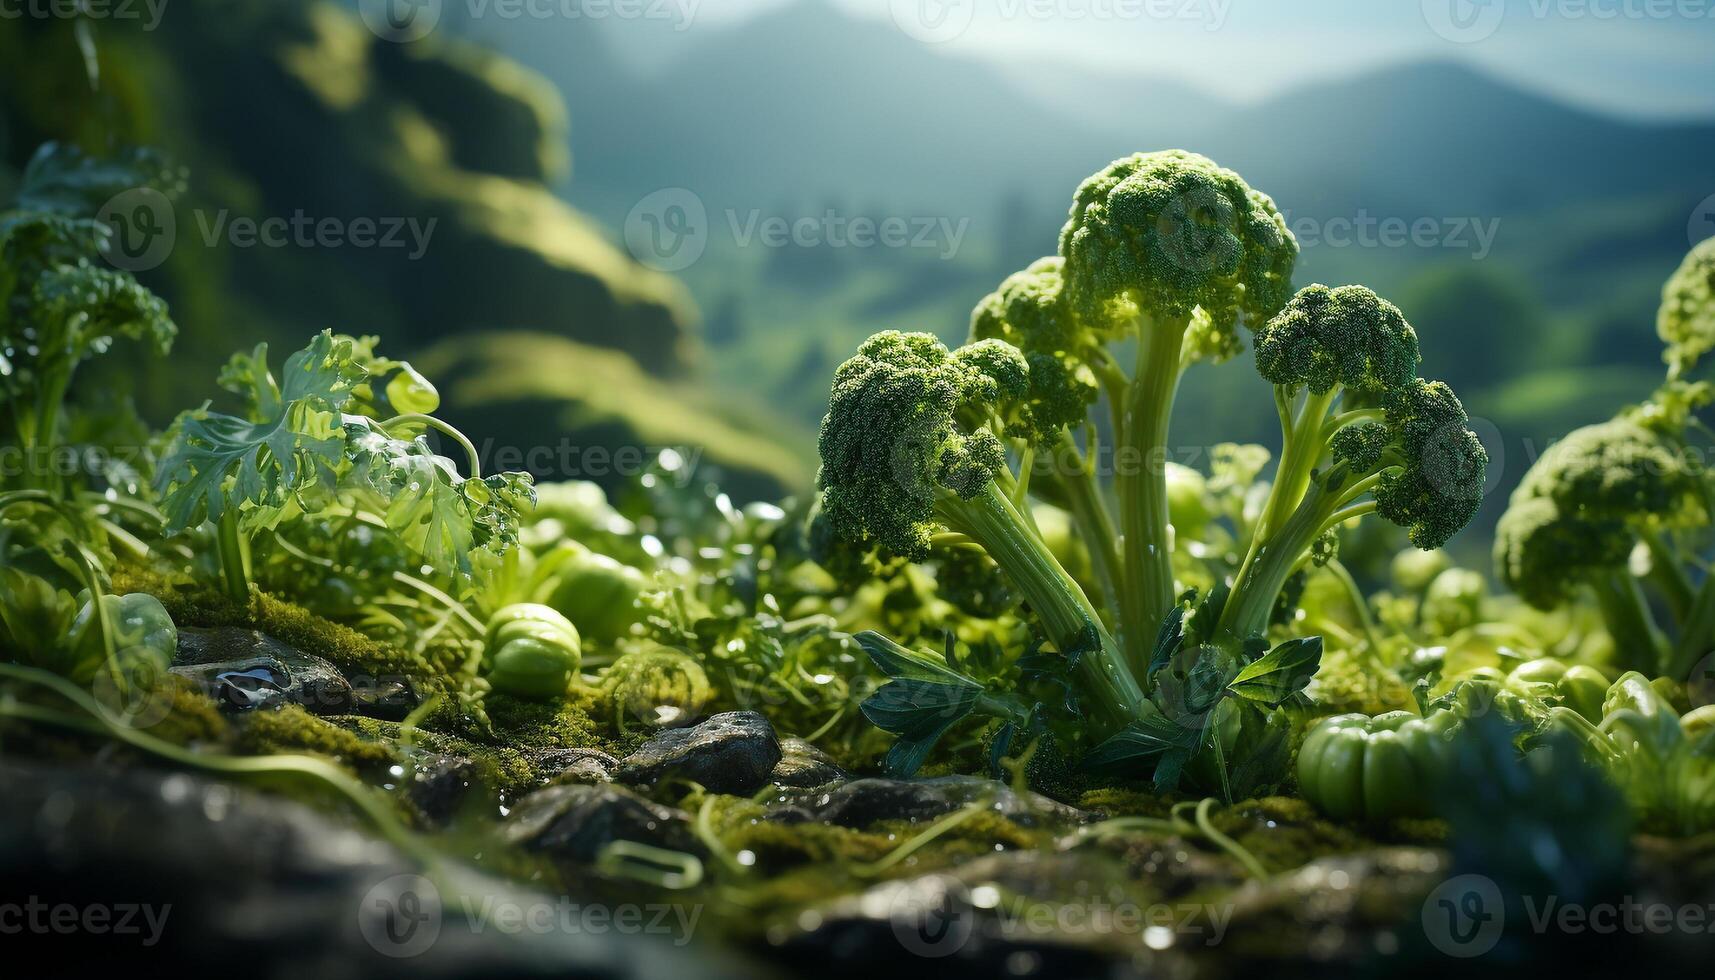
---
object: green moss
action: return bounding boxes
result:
[237,704,401,770]
[146,676,234,747]
[113,564,444,684]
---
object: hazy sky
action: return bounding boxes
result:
[663,0,1715,119]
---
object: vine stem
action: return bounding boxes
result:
[384,413,482,478]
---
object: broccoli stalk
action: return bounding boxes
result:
[978,152,1299,671]
[816,330,1147,726]
[1217,285,1487,641]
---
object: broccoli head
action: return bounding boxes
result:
[1058,150,1297,359]
[1255,284,1421,395]
[1494,497,1631,609]
[1373,379,1490,549]
[1659,237,1715,379]
[816,330,1026,559]
[969,256,1101,440]
[1514,419,1704,527]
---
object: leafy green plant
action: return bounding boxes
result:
[155,330,535,603]
[0,144,181,495]
[819,152,1488,789]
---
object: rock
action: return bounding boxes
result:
[171,627,353,715]
[768,776,1089,828]
[502,783,696,863]
[535,747,621,786]
[768,738,846,788]
[0,761,747,977]
[345,673,424,721]
[398,750,483,826]
[616,710,782,795]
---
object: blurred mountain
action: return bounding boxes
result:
[0,0,808,498]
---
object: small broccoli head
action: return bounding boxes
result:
[1372,379,1489,549]
[1658,238,1715,379]
[1494,496,1632,609]
[817,330,1027,559]
[969,257,1101,442]
[1255,284,1421,394]
[1514,419,1704,528]
[1057,150,1296,359]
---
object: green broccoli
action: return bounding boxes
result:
[816,330,1146,724]
[1659,237,1715,381]
[1055,151,1298,664]
[1215,285,1487,642]
[1495,419,1708,675]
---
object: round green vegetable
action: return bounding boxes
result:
[71,592,177,686]
[482,603,581,701]
[1297,709,1461,822]
[599,645,711,728]
[543,545,648,644]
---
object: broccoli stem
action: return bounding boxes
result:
[1255,387,1338,540]
[1591,570,1667,675]
[1117,316,1186,674]
[1054,428,1123,617]
[1667,573,1715,679]
[937,481,1147,727]
[215,509,253,605]
[1641,529,1694,620]
[1220,480,1345,641]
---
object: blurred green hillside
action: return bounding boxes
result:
[0,0,810,498]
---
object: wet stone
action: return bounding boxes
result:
[171,626,353,715]
[767,775,1089,828]
[502,782,697,863]
[769,737,847,788]
[535,747,621,785]
[615,710,781,795]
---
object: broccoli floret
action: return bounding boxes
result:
[969,257,1102,442]
[1255,284,1420,396]
[1058,149,1296,358]
[1659,237,1715,380]
[1222,377,1487,640]
[816,330,1146,724]
[1494,419,1706,673]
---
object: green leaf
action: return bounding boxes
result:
[1227,636,1323,707]
[1081,711,1205,771]
[853,630,981,688]
[1148,603,1186,684]
[155,330,363,533]
[343,416,535,585]
[859,678,981,739]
